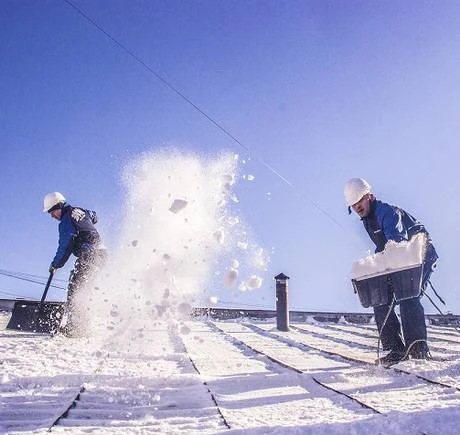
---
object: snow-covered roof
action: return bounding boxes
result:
[1,313,460,434]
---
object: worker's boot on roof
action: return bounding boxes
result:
[409,341,431,360]
[375,349,407,365]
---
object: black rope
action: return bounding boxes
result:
[424,291,460,335]
[427,279,446,305]
[376,279,459,363]
[424,292,446,317]
[375,294,396,362]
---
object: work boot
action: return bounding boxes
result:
[375,350,407,365]
[410,350,430,360]
[409,342,431,360]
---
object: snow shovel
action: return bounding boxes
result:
[6,271,65,333]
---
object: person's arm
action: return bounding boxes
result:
[381,207,408,243]
[51,214,77,268]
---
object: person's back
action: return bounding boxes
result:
[56,204,102,263]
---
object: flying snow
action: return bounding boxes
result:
[77,149,268,348]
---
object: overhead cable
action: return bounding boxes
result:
[0,269,67,291]
[0,269,67,283]
[62,0,352,234]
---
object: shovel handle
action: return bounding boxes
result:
[39,271,54,306]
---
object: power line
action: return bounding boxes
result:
[62,0,351,235]
[0,269,67,291]
[0,269,67,283]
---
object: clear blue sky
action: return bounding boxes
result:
[1,0,460,314]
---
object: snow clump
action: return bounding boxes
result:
[351,233,427,280]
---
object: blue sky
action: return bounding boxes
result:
[1,0,460,314]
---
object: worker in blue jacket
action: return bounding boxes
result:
[344,178,438,364]
[44,192,106,336]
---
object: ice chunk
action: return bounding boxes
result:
[245,275,262,290]
[222,173,235,188]
[253,247,268,270]
[237,241,248,250]
[169,199,188,213]
[227,216,239,225]
[224,269,238,287]
[213,229,225,244]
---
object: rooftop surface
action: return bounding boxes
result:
[1,312,460,434]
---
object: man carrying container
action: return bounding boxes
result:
[345,178,438,364]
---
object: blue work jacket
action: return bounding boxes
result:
[51,203,102,268]
[362,199,438,269]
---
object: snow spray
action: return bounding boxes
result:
[81,149,268,350]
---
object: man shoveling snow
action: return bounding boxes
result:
[44,192,106,336]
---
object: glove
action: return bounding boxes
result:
[49,264,57,274]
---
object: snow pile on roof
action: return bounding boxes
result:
[78,149,268,347]
[351,233,427,280]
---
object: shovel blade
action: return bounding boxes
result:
[6,301,65,333]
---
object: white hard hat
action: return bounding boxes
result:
[344,178,371,206]
[43,192,66,212]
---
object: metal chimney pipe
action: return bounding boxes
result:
[274,272,290,331]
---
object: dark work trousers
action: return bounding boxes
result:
[374,263,434,353]
[66,249,106,332]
